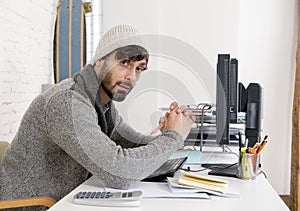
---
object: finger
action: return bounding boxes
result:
[166,110,175,121]
[165,112,170,118]
[183,109,193,118]
[171,111,183,124]
[185,110,196,122]
[175,107,182,114]
[159,116,165,124]
[168,109,180,118]
[179,105,190,117]
[190,114,196,122]
[182,110,189,117]
[169,102,178,111]
[179,105,186,112]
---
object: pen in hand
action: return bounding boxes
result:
[149,107,178,135]
[150,103,175,135]
[149,122,165,135]
[150,102,195,135]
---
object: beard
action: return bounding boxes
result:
[101,71,134,102]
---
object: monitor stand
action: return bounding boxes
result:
[202,163,239,178]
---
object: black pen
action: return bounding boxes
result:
[238,132,242,152]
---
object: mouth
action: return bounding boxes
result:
[117,84,131,92]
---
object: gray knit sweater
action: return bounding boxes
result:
[0,65,183,210]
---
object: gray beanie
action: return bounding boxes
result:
[90,24,148,64]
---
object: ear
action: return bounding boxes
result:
[95,59,103,68]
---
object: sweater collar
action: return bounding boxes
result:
[73,64,112,108]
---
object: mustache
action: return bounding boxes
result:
[115,80,134,89]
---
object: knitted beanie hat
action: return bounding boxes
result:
[90,24,148,64]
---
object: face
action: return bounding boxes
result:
[99,52,148,102]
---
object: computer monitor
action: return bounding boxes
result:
[216,54,238,145]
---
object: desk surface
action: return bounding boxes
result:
[49,150,289,211]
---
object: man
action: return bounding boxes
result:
[0,24,195,209]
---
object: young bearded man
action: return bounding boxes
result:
[0,24,195,210]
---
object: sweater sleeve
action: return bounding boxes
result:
[45,90,184,189]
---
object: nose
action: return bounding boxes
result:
[125,65,137,82]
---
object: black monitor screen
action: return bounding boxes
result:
[216,54,238,145]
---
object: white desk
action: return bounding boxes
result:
[48,150,289,211]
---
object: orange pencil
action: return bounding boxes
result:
[150,122,165,135]
[248,148,257,154]
[251,142,260,151]
[256,140,267,154]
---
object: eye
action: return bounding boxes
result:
[136,66,147,73]
[120,59,130,67]
[135,68,142,74]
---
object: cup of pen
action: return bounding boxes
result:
[237,135,267,180]
[238,152,260,180]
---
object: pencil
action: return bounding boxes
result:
[256,140,267,154]
[150,122,165,135]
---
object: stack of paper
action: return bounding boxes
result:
[177,171,229,193]
[167,171,239,198]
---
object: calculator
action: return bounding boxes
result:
[73,191,142,207]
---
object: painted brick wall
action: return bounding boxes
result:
[0,0,58,142]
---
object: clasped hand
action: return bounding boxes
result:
[159,102,195,140]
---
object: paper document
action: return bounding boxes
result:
[178,171,229,193]
[130,181,210,199]
[167,176,239,198]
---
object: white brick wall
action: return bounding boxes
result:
[0,0,58,142]
[84,0,103,63]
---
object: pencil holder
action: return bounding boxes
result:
[238,152,260,180]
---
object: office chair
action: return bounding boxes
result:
[0,141,57,209]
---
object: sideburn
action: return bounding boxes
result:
[100,72,114,99]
